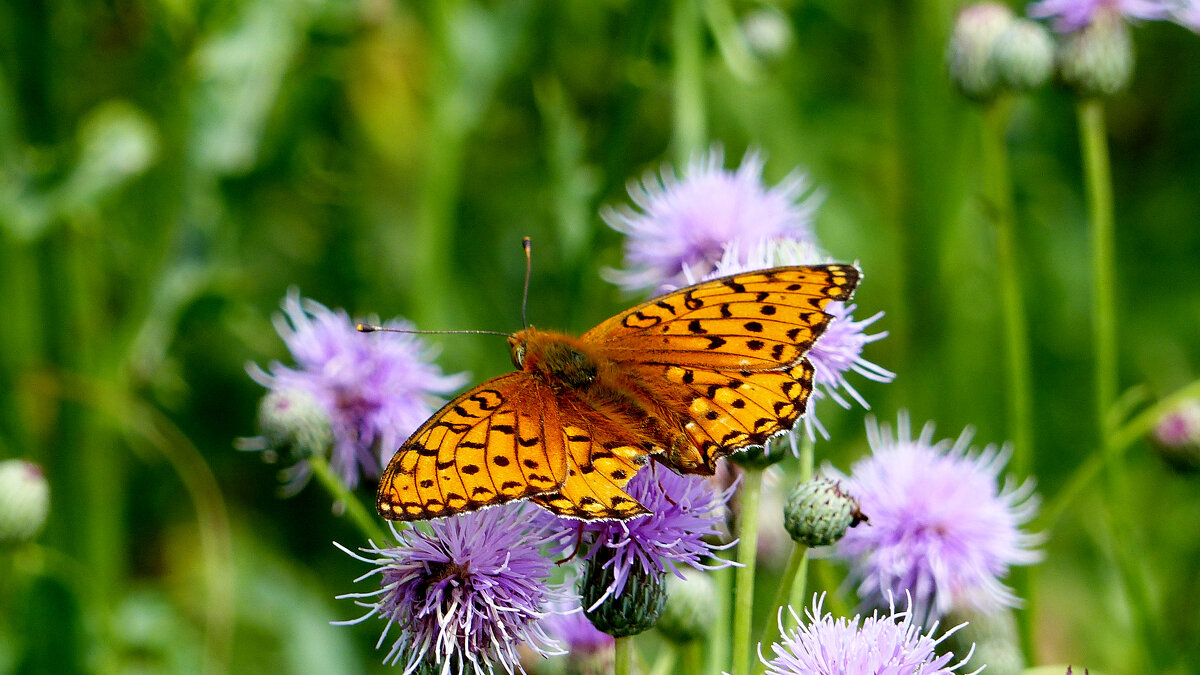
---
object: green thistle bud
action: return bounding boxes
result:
[783,477,866,547]
[256,387,333,460]
[581,549,668,637]
[947,2,1016,101]
[742,7,793,62]
[1059,9,1134,97]
[991,19,1055,92]
[0,459,50,546]
[729,435,789,469]
[656,570,714,644]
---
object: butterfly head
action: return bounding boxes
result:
[508,330,530,369]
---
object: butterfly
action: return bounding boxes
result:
[375,264,860,522]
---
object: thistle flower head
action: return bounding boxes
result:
[760,593,975,675]
[335,505,564,675]
[573,464,736,609]
[603,148,821,294]
[1028,0,1171,31]
[247,289,467,489]
[832,413,1043,621]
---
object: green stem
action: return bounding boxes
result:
[707,565,732,675]
[615,636,635,675]
[755,543,807,674]
[684,641,704,675]
[671,0,706,163]
[731,467,764,675]
[308,455,392,544]
[1079,98,1118,447]
[981,96,1036,663]
[1077,98,1166,672]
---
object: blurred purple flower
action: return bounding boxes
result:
[571,464,736,608]
[247,288,467,489]
[602,148,821,294]
[831,413,1042,621]
[1028,0,1172,30]
[541,596,615,654]
[760,593,974,675]
[335,505,565,674]
[705,239,894,440]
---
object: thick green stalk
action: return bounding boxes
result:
[1077,98,1166,671]
[671,0,706,163]
[731,466,764,675]
[615,636,635,675]
[981,97,1036,661]
[755,543,807,674]
[308,455,392,545]
[707,565,732,675]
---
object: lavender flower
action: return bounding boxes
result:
[542,597,615,654]
[335,505,565,675]
[760,593,975,675]
[573,464,736,608]
[832,414,1042,621]
[1029,0,1172,30]
[247,288,466,489]
[706,239,895,439]
[602,148,821,294]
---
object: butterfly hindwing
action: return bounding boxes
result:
[376,372,568,521]
[530,396,652,520]
[584,265,859,371]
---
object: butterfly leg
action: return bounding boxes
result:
[556,520,588,565]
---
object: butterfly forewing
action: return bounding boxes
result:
[376,372,568,521]
[584,265,859,371]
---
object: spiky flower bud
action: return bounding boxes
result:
[0,460,50,546]
[783,477,866,547]
[656,571,714,644]
[1151,399,1200,472]
[1059,9,1134,97]
[256,387,333,460]
[581,548,668,637]
[947,2,1016,101]
[991,19,1055,91]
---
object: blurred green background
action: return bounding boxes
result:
[2,0,1199,673]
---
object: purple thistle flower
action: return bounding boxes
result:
[1028,0,1172,30]
[704,239,895,440]
[760,593,975,675]
[831,414,1042,621]
[247,288,467,489]
[335,505,565,675]
[571,464,737,608]
[602,148,821,294]
[541,596,616,654]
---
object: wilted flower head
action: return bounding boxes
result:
[247,289,466,489]
[760,593,974,675]
[706,239,894,439]
[335,505,564,675]
[832,414,1042,621]
[572,464,736,608]
[603,148,821,294]
[1028,0,1172,31]
[0,459,50,545]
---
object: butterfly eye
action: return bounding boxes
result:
[510,342,527,369]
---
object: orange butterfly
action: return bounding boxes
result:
[375,264,859,522]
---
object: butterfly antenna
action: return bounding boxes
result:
[356,324,509,337]
[521,236,533,330]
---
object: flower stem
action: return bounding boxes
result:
[731,466,764,675]
[981,96,1036,662]
[707,565,732,675]
[308,455,392,544]
[755,542,807,674]
[671,0,706,163]
[615,636,635,675]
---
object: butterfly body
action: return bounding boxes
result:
[376,264,861,522]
